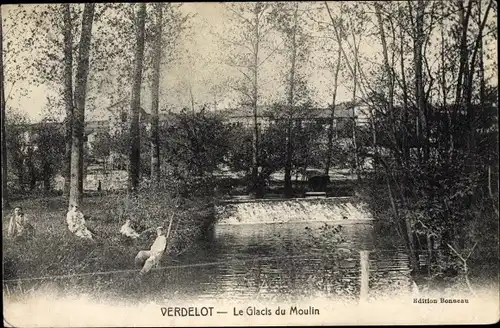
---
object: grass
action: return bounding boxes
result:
[2,190,215,302]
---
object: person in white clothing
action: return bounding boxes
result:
[135,227,167,275]
[120,219,140,239]
[7,207,35,241]
[66,204,93,240]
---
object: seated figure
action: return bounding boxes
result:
[66,204,93,240]
[135,227,167,275]
[7,207,35,241]
[120,219,140,239]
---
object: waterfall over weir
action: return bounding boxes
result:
[215,197,374,225]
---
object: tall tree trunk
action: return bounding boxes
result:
[464,0,492,109]
[78,143,84,193]
[69,3,95,208]
[351,29,361,180]
[324,45,342,176]
[284,3,298,198]
[376,3,395,130]
[463,0,492,178]
[150,3,163,187]
[454,0,473,110]
[376,1,401,173]
[327,3,370,173]
[128,3,146,192]
[0,8,9,209]
[439,0,448,109]
[62,3,73,197]
[439,0,454,157]
[251,3,260,197]
[477,0,486,105]
[414,0,428,161]
[478,0,485,106]
[400,14,410,162]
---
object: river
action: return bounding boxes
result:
[159,220,413,302]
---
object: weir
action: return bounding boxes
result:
[215,197,374,225]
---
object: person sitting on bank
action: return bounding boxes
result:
[135,227,167,275]
[7,207,35,240]
[120,219,140,239]
[66,204,93,240]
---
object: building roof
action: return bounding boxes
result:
[218,102,359,120]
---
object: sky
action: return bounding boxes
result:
[2,2,498,123]
[1,3,360,122]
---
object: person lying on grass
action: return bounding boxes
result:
[135,226,167,275]
[120,219,140,239]
[66,204,94,240]
[7,207,35,241]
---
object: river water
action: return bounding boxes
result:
[163,220,413,302]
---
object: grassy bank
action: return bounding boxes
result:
[2,190,215,300]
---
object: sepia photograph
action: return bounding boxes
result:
[1,1,499,326]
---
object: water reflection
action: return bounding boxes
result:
[170,221,412,301]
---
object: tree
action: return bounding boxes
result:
[128,3,146,192]
[221,2,276,197]
[69,3,95,207]
[270,1,314,197]
[1,6,34,198]
[1,8,9,208]
[320,3,345,176]
[150,3,163,187]
[62,3,73,196]
[0,5,32,200]
[283,3,300,198]
[4,4,123,197]
[161,109,230,178]
[412,0,429,161]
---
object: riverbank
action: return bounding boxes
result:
[2,191,215,295]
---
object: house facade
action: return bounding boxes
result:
[219,101,369,128]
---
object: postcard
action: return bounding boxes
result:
[2,1,498,326]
